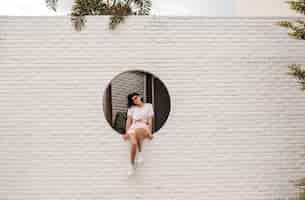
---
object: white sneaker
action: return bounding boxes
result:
[136,152,144,165]
[127,163,136,176]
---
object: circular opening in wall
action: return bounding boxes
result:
[103,70,171,135]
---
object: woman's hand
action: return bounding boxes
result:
[122,133,129,141]
[147,130,153,140]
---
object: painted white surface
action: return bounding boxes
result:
[0,16,305,200]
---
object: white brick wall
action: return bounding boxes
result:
[0,16,305,200]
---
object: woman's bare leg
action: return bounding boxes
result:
[134,128,150,153]
[129,132,137,165]
[135,129,144,152]
[136,134,142,152]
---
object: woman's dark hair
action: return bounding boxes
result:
[127,92,144,108]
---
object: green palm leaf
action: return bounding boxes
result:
[277,0,305,91]
[70,0,152,31]
[46,0,58,11]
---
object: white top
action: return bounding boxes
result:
[127,103,154,124]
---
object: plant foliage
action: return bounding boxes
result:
[46,0,59,11]
[70,0,152,31]
[277,0,305,91]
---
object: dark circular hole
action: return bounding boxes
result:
[103,70,171,135]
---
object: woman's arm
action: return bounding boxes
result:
[147,116,153,132]
[147,116,153,138]
[146,103,154,139]
[125,116,132,133]
[122,116,132,140]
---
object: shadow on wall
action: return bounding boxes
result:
[103,70,171,134]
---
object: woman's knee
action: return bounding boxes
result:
[140,128,149,138]
[129,134,138,145]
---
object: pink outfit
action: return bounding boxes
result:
[126,103,154,135]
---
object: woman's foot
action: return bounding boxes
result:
[127,162,136,176]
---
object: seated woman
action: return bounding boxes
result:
[122,92,154,176]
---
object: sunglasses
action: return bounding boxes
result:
[132,95,139,101]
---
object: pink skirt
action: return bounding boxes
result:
[126,122,149,135]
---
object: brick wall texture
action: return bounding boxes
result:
[0,16,305,200]
[110,71,145,124]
